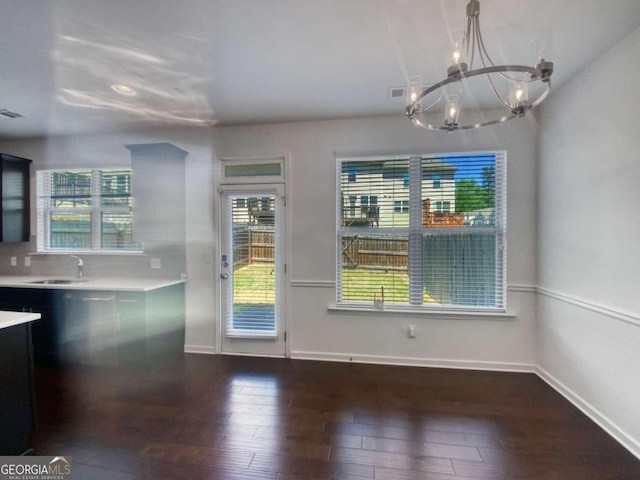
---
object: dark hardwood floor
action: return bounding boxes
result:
[32,354,640,479]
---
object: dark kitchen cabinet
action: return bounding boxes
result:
[0,284,185,368]
[0,153,31,242]
[64,292,119,367]
[0,288,65,367]
[0,321,36,455]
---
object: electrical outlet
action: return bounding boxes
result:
[24,256,31,267]
[408,325,416,338]
[10,256,17,267]
[150,258,162,269]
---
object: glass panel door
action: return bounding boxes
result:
[220,186,285,356]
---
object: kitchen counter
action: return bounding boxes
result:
[0,310,40,330]
[0,279,185,369]
[0,275,185,292]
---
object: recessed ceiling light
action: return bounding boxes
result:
[111,84,136,95]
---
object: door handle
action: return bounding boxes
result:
[220,273,229,280]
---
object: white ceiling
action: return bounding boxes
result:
[1,0,639,139]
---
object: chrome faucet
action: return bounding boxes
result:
[70,255,83,281]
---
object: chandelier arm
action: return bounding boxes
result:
[475,16,496,67]
[468,18,476,70]
[472,20,512,109]
[465,16,473,70]
[476,16,522,82]
[528,80,551,109]
[484,71,513,111]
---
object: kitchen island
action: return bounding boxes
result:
[0,276,186,368]
[0,311,40,455]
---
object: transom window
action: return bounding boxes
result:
[36,169,141,252]
[337,152,506,311]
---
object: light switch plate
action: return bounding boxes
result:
[150,258,162,269]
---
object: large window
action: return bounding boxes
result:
[36,169,141,252]
[337,152,506,311]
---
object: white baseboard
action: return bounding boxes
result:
[291,350,535,373]
[536,366,640,460]
[219,351,286,358]
[184,345,217,355]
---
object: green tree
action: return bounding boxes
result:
[481,166,496,208]
[455,179,485,212]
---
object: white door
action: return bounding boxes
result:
[220,185,286,356]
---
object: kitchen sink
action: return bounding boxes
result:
[28,279,87,285]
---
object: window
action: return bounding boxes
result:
[433,174,441,188]
[434,201,451,212]
[394,200,409,213]
[360,195,378,213]
[37,169,141,252]
[337,152,506,311]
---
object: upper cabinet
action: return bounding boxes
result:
[0,154,31,242]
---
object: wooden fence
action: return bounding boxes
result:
[50,219,135,249]
[341,235,408,271]
[233,228,496,308]
[233,226,275,270]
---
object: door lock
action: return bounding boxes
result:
[220,273,229,280]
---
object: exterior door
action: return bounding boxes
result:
[220,185,286,356]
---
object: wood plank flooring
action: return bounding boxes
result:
[32,354,640,479]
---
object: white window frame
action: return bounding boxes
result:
[336,151,507,313]
[36,169,141,253]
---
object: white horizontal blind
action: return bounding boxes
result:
[337,152,506,311]
[36,169,140,252]
[226,194,278,336]
[337,157,412,305]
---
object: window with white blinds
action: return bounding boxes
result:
[36,169,141,252]
[336,152,506,311]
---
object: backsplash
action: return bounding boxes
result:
[0,238,186,279]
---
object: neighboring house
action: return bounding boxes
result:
[340,158,457,228]
[463,207,496,226]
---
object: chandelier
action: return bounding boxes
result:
[405,0,553,131]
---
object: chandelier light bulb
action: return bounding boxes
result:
[447,30,468,77]
[406,75,424,113]
[444,94,461,128]
[509,79,529,115]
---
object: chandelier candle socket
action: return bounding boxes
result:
[406,0,554,131]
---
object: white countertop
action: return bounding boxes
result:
[0,310,40,330]
[0,276,186,292]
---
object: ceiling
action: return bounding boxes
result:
[1,0,639,139]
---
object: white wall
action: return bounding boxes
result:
[212,113,539,370]
[537,26,640,457]
[0,110,539,372]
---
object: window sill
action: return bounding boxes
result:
[30,251,145,256]
[327,304,516,320]
[226,332,278,340]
